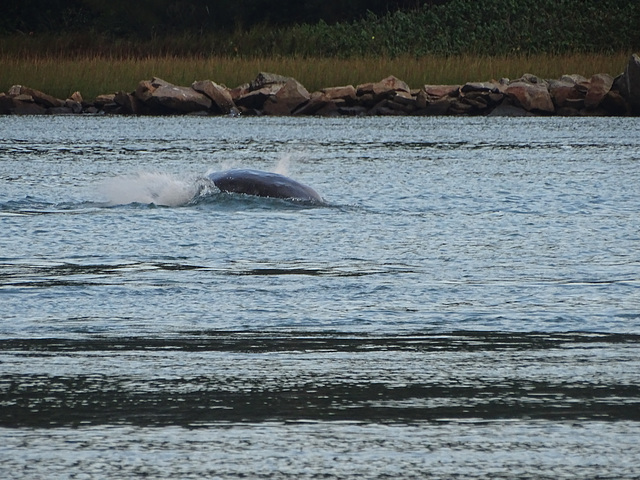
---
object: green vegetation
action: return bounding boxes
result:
[1,0,638,58]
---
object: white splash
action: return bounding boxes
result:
[99,172,198,207]
[274,154,291,176]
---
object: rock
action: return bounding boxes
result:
[416,85,459,108]
[235,84,282,110]
[263,78,310,115]
[17,86,64,108]
[391,92,417,108]
[147,83,212,113]
[337,106,368,116]
[461,82,499,93]
[12,100,47,115]
[449,100,475,115]
[559,74,588,84]
[368,99,407,116]
[600,90,630,115]
[229,83,251,100]
[460,91,490,110]
[13,94,34,102]
[584,73,613,109]
[357,75,410,99]
[321,85,357,103]
[423,85,460,98]
[487,102,533,116]
[150,77,173,88]
[250,72,291,91]
[7,85,22,96]
[293,92,332,115]
[0,93,13,114]
[413,96,454,115]
[518,73,544,84]
[135,80,156,103]
[617,53,640,113]
[564,98,585,110]
[548,78,584,107]
[114,91,141,114]
[69,91,83,104]
[192,80,236,114]
[94,94,116,108]
[64,98,83,113]
[505,81,554,113]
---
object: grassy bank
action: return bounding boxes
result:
[0,52,631,101]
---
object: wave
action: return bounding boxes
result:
[99,171,204,207]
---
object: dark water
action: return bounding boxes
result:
[1,115,639,478]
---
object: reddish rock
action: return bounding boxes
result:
[505,81,554,113]
[94,94,116,108]
[263,78,310,115]
[135,80,156,103]
[584,73,613,109]
[417,85,460,108]
[192,80,236,114]
[147,83,212,113]
[548,79,584,107]
[321,85,357,102]
[229,83,251,100]
[294,91,331,115]
[69,91,83,103]
[235,84,283,110]
[114,91,141,114]
[357,75,410,98]
[18,86,64,108]
[414,96,454,115]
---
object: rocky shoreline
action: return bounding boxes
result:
[2,53,639,117]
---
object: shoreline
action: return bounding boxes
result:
[2,53,639,117]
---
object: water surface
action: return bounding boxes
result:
[1,115,639,478]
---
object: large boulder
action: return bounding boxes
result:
[263,78,310,115]
[144,78,212,114]
[250,72,291,91]
[416,85,459,109]
[584,73,613,109]
[18,86,64,108]
[192,80,236,114]
[321,85,357,103]
[357,75,411,98]
[548,77,585,108]
[114,91,141,114]
[505,77,554,113]
[617,53,640,113]
[235,84,283,111]
[0,93,13,114]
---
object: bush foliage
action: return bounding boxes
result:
[1,0,638,58]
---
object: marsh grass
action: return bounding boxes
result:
[0,52,631,101]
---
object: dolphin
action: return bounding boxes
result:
[207,169,323,203]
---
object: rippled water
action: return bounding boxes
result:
[1,115,640,478]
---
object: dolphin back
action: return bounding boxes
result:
[208,169,322,203]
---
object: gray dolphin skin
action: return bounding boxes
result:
[207,169,323,203]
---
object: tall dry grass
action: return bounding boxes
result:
[0,52,631,101]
